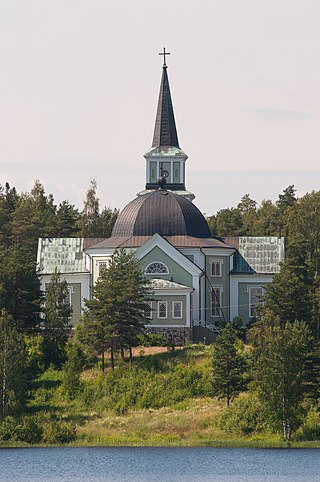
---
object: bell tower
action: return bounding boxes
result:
[138,49,195,202]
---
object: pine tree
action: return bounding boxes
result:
[0,310,28,419]
[211,323,246,406]
[62,341,86,399]
[79,249,152,371]
[42,270,72,367]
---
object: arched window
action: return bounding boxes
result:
[145,262,169,275]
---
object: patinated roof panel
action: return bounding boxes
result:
[234,236,285,274]
[37,238,89,274]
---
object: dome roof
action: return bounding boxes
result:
[112,190,211,238]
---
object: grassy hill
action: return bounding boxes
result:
[1,344,320,448]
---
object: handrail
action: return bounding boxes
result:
[193,320,222,334]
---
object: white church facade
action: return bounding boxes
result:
[37,56,284,344]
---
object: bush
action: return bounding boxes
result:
[0,416,43,444]
[137,333,167,346]
[216,394,267,435]
[295,405,320,440]
[42,419,77,444]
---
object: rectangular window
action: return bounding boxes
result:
[249,287,264,317]
[145,302,152,319]
[150,161,157,183]
[65,287,72,306]
[172,301,182,319]
[97,259,110,278]
[210,261,222,277]
[173,162,180,183]
[211,287,222,317]
[158,301,168,319]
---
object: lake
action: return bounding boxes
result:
[1,447,320,481]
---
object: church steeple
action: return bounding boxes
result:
[140,50,195,202]
[152,63,180,149]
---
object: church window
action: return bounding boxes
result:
[150,162,157,183]
[97,261,109,278]
[145,262,169,275]
[211,287,222,317]
[172,301,182,319]
[145,302,152,319]
[158,301,168,319]
[249,287,264,317]
[210,260,222,277]
[173,162,180,183]
[65,287,72,307]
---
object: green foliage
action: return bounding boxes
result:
[295,405,320,441]
[42,419,77,444]
[0,310,29,419]
[62,342,86,400]
[211,323,246,406]
[137,333,167,346]
[249,318,314,439]
[0,416,42,443]
[79,249,153,371]
[42,270,72,368]
[216,394,267,435]
[24,335,45,377]
[78,179,118,237]
[75,347,212,414]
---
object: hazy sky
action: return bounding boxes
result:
[0,0,319,215]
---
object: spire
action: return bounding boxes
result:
[152,52,179,148]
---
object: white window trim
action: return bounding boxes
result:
[210,259,223,277]
[172,301,183,319]
[157,301,168,319]
[211,286,222,317]
[145,261,169,275]
[249,286,265,318]
[97,259,111,278]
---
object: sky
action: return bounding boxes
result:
[0,0,319,216]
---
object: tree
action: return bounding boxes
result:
[0,310,28,419]
[79,249,153,371]
[52,201,79,237]
[41,270,72,367]
[211,323,246,406]
[216,208,243,236]
[249,316,313,439]
[78,179,119,237]
[62,341,86,399]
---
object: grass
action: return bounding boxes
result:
[2,345,320,448]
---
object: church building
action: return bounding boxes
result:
[37,54,284,344]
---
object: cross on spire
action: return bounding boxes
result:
[159,47,170,67]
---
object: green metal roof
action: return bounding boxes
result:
[37,238,88,274]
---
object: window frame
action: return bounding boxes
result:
[210,260,222,277]
[249,286,265,318]
[211,287,222,317]
[172,301,183,319]
[145,261,169,275]
[157,301,168,319]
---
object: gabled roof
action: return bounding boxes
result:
[151,65,179,149]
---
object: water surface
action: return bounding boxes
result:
[1,446,319,481]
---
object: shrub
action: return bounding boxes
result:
[137,333,167,346]
[42,419,77,444]
[295,405,320,440]
[216,393,267,435]
[0,416,43,444]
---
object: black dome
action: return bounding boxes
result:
[112,190,211,238]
